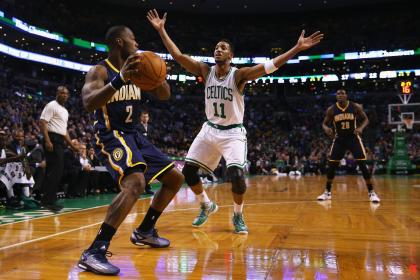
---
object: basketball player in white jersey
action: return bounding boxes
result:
[148,9,323,233]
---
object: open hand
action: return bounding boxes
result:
[147,9,167,31]
[120,53,141,82]
[296,30,324,51]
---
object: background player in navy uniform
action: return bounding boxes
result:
[317,89,380,203]
[78,25,184,276]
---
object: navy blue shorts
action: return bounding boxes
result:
[94,130,174,186]
[329,135,367,161]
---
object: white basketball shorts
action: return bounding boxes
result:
[185,122,247,172]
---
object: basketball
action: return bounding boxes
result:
[130,51,167,91]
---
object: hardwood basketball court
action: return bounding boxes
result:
[0,175,419,279]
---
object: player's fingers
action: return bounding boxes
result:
[125,69,139,77]
[163,12,167,21]
[313,34,324,41]
[126,60,141,70]
[147,11,154,20]
[309,31,321,38]
[153,9,159,17]
[300,30,305,38]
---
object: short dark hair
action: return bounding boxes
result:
[57,85,69,94]
[105,25,128,46]
[219,38,234,55]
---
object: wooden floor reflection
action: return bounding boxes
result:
[0,175,419,279]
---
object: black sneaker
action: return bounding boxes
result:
[7,197,24,210]
[43,203,63,212]
[130,228,170,248]
[78,241,120,275]
[143,189,155,195]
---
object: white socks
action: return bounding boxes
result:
[197,191,211,206]
[234,202,243,214]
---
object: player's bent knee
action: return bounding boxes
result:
[357,160,371,179]
[182,164,200,186]
[123,182,144,198]
[228,166,247,195]
[161,168,184,191]
[121,171,146,197]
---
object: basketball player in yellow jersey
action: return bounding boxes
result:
[317,89,380,203]
[148,9,323,234]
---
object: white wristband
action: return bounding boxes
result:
[264,59,278,74]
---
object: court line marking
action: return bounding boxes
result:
[1,194,419,228]
[0,196,152,228]
[1,198,420,251]
[1,174,418,227]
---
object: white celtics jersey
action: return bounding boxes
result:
[205,66,244,126]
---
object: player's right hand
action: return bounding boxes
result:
[45,140,53,152]
[147,9,167,31]
[120,54,141,82]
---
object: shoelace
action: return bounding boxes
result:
[234,215,245,227]
[152,228,160,238]
[198,204,208,218]
[92,249,113,262]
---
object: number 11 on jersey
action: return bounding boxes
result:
[212,102,226,119]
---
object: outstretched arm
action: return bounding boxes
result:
[147,9,210,79]
[235,30,324,84]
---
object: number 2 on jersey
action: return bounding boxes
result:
[212,102,226,119]
[125,105,133,123]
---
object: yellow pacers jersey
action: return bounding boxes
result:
[204,66,244,126]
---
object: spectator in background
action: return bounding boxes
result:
[0,129,36,209]
[0,129,26,208]
[138,111,155,195]
[79,143,96,195]
[138,111,152,138]
[39,86,78,212]
[63,139,84,197]
[87,146,117,194]
[26,136,46,201]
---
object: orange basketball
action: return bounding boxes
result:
[131,51,167,91]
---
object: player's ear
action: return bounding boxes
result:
[116,38,123,46]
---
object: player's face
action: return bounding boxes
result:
[214,41,233,64]
[56,86,69,105]
[336,90,347,102]
[140,113,149,124]
[121,29,139,59]
[13,131,24,146]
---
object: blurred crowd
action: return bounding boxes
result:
[3,0,418,57]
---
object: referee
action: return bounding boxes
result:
[40,86,77,211]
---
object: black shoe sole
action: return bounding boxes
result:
[78,261,119,276]
[130,237,170,248]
